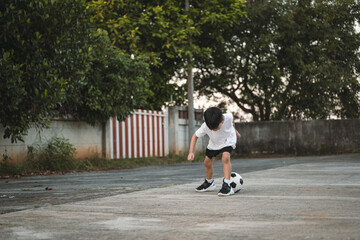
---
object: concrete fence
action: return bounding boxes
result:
[0,120,108,164]
[235,119,360,155]
[1,108,360,164]
[167,106,207,155]
[0,107,205,163]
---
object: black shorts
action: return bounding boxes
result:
[205,146,233,159]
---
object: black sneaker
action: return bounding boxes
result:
[195,179,216,192]
[218,180,234,197]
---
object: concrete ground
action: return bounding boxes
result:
[0,154,359,239]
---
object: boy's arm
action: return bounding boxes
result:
[233,120,241,138]
[187,133,198,161]
[236,129,241,138]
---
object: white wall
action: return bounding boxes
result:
[167,106,208,155]
[0,120,108,163]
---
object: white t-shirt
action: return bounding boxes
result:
[195,113,237,150]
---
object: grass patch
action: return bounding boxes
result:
[76,152,205,171]
[0,137,205,177]
[0,152,22,176]
[25,137,77,172]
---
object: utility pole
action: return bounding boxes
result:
[185,0,195,146]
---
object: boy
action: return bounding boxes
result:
[187,107,241,197]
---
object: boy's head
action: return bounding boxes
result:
[204,107,223,130]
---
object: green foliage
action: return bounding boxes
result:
[88,0,246,109]
[0,0,151,142]
[0,0,92,142]
[1,0,246,142]
[195,0,360,120]
[60,29,150,124]
[89,0,186,109]
[274,0,360,120]
[25,137,77,172]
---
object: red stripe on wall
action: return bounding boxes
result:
[111,109,166,159]
[136,110,140,158]
[157,113,160,157]
[125,117,129,158]
[147,110,150,156]
[141,110,145,158]
[112,117,117,159]
[130,114,134,158]
[152,113,156,156]
[118,119,123,159]
[162,116,165,156]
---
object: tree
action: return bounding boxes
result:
[194,0,360,121]
[0,0,150,142]
[88,0,246,110]
[0,0,92,142]
[275,0,360,120]
[60,29,150,124]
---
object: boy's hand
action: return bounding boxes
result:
[188,153,194,161]
[236,130,241,139]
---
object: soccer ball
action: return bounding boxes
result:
[230,172,243,193]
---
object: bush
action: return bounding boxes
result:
[25,137,77,172]
[0,152,22,175]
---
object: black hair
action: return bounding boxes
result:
[204,107,223,130]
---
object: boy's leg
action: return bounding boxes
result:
[221,152,232,180]
[195,156,216,192]
[204,156,215,180]
[218,152,234,196]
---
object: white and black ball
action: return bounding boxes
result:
[230,172,243,193]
